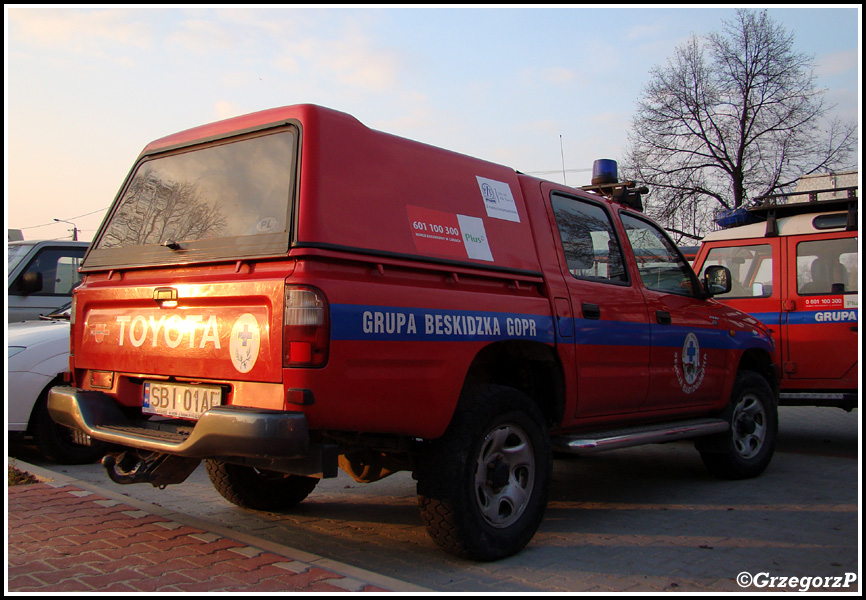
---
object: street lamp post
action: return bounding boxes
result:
[53,218,79,241]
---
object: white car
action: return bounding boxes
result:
[7,303,108,463]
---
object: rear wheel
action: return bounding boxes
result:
[416,385,551,561]
[33,383,108,465]
[698,371,777,479]
[205,460,319,511]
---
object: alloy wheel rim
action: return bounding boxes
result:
[732,394,767,460]
[473,423,535,528]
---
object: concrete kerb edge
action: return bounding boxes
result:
[8,458,432,593]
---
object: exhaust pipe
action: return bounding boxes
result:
[102,450,201,489]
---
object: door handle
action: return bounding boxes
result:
[656,310,671,325]
[582,303,601,320]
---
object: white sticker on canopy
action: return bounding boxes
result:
[457,214,494,262]
[476,176,520,223]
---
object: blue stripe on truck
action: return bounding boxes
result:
[330,304,773,353]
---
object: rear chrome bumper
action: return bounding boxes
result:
[47,386,310,460]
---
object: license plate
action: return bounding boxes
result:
[143,381,222,419]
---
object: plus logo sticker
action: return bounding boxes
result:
[230,314,261,373]
[675,332,707,393]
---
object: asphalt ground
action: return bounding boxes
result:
[6,405,862,594]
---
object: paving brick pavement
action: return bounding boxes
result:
[7,480,406,593]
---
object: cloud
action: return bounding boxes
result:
[540,67,576,85]
[165,18,238,55]
[214,101,243,121]
[518,66,580,89]
[587,111,621,125]
[517,120,561,135]
[626,22,666,40]
[8,7,153,52]
[373,92,434,132]
[274,27,404,93]
[814,49,859,77]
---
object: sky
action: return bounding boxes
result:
[5,5,861,243]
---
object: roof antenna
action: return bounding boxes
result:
[560,135,567,185]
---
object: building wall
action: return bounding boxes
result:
[792,171,859,202]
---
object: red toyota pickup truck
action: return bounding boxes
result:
[49,104,778,560]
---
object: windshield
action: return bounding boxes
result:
[85,127,297,269]
[8,243,36,275]
[701,245,774,298]
[620,213,698,296]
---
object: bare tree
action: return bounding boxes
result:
[101,167,227,248]
[624,9,857,240]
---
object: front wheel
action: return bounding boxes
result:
[416,385,551,561]
[205,460,319,511]
[698,371,777,479]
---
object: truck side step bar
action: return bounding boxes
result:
[780,392,857,411]
[551,418,729,455]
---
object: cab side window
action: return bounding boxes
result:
[551,194,628,284]
[700,245,773,298]
[10,248,86,296]
[620,213,697,296]
[797,237,858,295]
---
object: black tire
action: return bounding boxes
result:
[698,371,777,479]
[416,385,552,561]
[205,459,319,511]
[33,384,109,465]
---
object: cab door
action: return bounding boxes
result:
[546,190,651,418]
[783,233,858,383]
[619,213,733,412]
[8,244,88,322]
[695,240,782,369]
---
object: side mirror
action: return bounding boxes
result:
[703,265,732,296]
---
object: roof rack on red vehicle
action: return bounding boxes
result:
[748,186,858,237]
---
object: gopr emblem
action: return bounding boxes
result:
[230,313,260,373]
[675,332,706,394]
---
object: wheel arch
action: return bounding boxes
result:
[737,347,778,397]
[460,340,565,428]
[26,374,66,435]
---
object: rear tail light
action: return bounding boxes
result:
[283,286,329,367]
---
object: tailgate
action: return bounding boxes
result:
[75,279,283,384]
